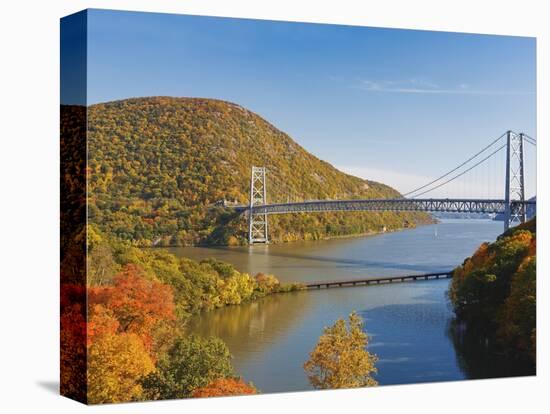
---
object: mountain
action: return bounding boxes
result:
[85,97,433,245]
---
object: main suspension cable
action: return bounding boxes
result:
[403,132,507,197]
[410,143,507,198]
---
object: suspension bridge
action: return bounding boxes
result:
[229,131,536,244]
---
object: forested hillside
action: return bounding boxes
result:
[449,218,536,363]
[86,97,432,245]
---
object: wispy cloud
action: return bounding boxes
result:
[357,78,533,96]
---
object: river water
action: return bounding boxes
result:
[168,219,510,392]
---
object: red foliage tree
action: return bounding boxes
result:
[60,284,88,401]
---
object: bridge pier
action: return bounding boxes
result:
[504,131,527,231]
[248,166,269,244]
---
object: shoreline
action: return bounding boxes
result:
[145,219,438,249]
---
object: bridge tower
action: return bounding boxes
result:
[248,166,269,244]
[504,131,526,231]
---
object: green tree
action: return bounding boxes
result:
[304,312,378,389]
[141,335,234,399]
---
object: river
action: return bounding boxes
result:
[167,219,520,393]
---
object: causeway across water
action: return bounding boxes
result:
[305,271,453,289]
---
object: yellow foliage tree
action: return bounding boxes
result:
[304,312,378,389]
[87,332,155,404]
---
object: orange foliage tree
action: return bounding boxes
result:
[89,264,175,350]
[449,228,534,323]
[191,378,256,398]
[85,264,177,403]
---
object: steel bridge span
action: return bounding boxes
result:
[235,198,535,216]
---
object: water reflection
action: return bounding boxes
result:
[361,290,463,385]
[447,320,535,380]
[188,279,465,391]
[186,291,312,363]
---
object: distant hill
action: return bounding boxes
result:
[84,97,433,245]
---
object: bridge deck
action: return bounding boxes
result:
[305,271,453,289]
[233,198,535,216]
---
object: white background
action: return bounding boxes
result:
[0,0,547,412]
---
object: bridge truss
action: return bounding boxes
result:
[242,198,535,216]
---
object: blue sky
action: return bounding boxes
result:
[84,9,536,196]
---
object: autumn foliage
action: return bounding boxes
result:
[304,312,378,389]
[140,335,234,400]
[61,254,268,404]
[61,222,304,404]
[192,378,256,398]
[449,217,536,361]
[64,103,297,404]
[89,264,175,350]
[87,331,155,403]
[61,263,177,403]
[60,284,87,401]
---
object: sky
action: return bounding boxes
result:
[78,9,536,196]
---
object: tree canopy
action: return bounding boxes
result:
[304,312,378,389]
[140,335,234,400]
